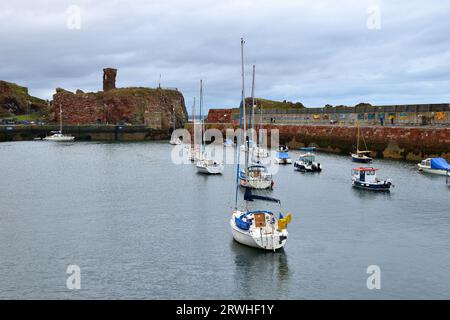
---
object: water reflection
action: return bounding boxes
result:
[351,187,392,200]
[230,240,291,298]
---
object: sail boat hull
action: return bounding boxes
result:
[196,160,224,174]
[43,134,75,142]
[351,154,373,163]
[230,211,288,251]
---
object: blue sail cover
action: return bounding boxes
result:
[431,158,450,170]
[276,152,289,159]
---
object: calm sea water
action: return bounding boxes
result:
[0,141,449,299]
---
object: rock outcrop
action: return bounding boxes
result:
[52,68,188,129]
[0,80,48,117]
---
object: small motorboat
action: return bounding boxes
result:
[294,153,322,173]
[351,151,373,163]
[351,167,392,191]
[418,158,450,176]
[239,164,274,190]
[274,151,292,164]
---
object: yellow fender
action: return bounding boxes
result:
[285,213,293,224]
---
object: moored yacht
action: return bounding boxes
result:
[239,164,273,190]
[230,38,291,251]
[195,80,224,175]
[43,105,75,142]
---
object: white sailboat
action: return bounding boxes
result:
[43,105,75,142]
[231,39,291,251]
[196,80,224,175]
[239,65,273,189]
[169,106,182,145]
[351,122,372,163]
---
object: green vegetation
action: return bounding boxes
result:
[246,97,305,110]
[0,80,48,117]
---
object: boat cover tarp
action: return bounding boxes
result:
[431,158,450,170]
[300,147,316,152]
[244,188,280,203]
[276,152,289,159]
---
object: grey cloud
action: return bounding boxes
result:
[0,0,449,112]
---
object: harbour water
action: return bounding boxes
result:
[0,141,449,299]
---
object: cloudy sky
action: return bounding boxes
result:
[1,0,449,111]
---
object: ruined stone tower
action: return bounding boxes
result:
[103,68,117,92]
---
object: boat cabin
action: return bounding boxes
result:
[352,167,379,183]
[299,153,316,163]
[421,159,431,168]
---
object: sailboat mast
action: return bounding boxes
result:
[241,38,249,170]
[59,104,63,133]
[356,121,360,152]
[192,97,196,150]
[251,65,256,146]
[235,38,246,210]
[200,80,205,155]
[258,98,262,146]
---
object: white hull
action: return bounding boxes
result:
[43,135,75,142]
[274,158,292,164]
[196,160,224,174]
[230,214,287,251]
[418,164,448,176]
[239,177,272,190]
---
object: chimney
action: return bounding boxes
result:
[103,68,117,92]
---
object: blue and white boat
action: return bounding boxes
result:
[418,158,450,176]
[351,167,392,191]
[274,147,292,164]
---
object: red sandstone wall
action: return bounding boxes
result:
[206,109,232,123]
[188,123,450,161]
